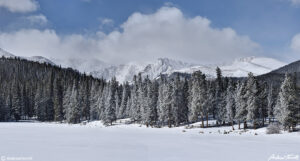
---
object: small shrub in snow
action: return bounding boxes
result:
[185,125,197,129]
[266,123,282,134]
[199,131,204,134]
[182,130,186,133]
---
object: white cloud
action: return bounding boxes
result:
[290,33,300,52]
[0,6,261,66]
[290,0,300,5]
[100,18,114,25]
[98,7,261,64]
[282,0,300,6]
[0,0,38,13]
[98,18,114,30]
[26,14,48,25]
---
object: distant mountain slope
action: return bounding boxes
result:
[0,48,54,65]
[268,60,300,74]
[0,48,15,58]
[91,57,286,82]
[0,48,287,82]
[258,60,300,88]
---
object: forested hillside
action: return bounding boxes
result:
[0,57,106,123]
[0,57,299,131]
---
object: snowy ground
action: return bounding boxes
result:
[0,120,299,161]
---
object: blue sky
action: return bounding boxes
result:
[0,0,300,64]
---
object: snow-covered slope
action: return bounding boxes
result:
[220,57,286,77]
[91,58,194,82]
[0,48,54,65]
[0,48,15,58]
[26,56,55,65]
[173,56,286,78]
[52,58,108,73]
[90,57,286,82]
[0,48,287,82]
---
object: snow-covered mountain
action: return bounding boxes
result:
[90,57,286,82]
[91,58,194,82]
[0,48,15,58]
[173,56,286,79]
[0,48,287,82]
[52,58,108,73]
[0,48,54,65]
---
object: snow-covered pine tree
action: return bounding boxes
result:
[103,79,117,125]
[129,75,140,122]
[66,81,81,124]
[35,83,47,121]
[245,73,260,129]
[98,85,108,120]
[258,81,268,126]
[89,81,100,120]
[235,81,247,129]
[82,77,91,121]
[140,76,150,123]
[275,73,298,131]
[118,82,130,119]
[144,77,158,127]
[54,76,64,121]
[157,76,166,126]
[189,71,208,128]
[170,74,185,126]
[63,84,72,121]
[267,83,276,123]
[11,80,22,121]
[181,77,189,124]
[225,80,236,130]
[157,76,173,127]
[206,81,216,127]
[45,70,55,121]
[215,67,226,125]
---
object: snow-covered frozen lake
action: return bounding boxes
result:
[0,121,299,161]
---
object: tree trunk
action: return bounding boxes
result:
[201,114,204,128]
[231,121,235,130]
[206,113,208,128]
[238,121,240,130]
[243,121,247,130]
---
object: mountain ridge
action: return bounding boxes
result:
[0,48,287,82]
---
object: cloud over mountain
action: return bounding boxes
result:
[0,6,261,67]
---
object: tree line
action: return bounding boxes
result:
[0,57,299,131]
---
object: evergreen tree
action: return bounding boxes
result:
[11,80,22,121]
[65,81,81,123]
[259,82,268,126]
[118,82,130,119]
[267,84,276,123]
[103,82,117,125]
[245,73,260,129]
[235,81,247,129]
[54,77,64,121]
[215,67,226,125]
[82,78,91,120]
[189,71,208,127]
[225,80,236,130]
[275,73,298,131]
